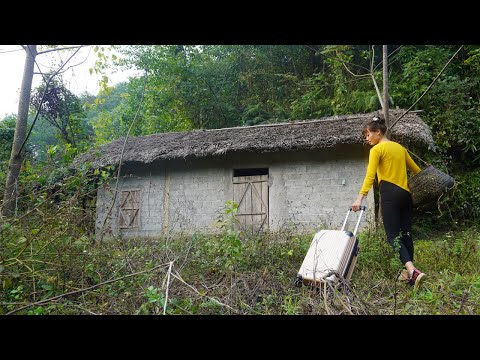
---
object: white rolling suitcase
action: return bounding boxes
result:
[295,206,366,288]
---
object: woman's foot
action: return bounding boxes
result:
[409,268,426,290]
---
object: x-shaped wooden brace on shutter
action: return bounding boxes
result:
[119,191,139,228]
[236,180,268,233]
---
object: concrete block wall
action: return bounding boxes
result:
[96,161,231,239]
[96,170,166,238]
[269,158,373,233]
[166,166,228,233]
[96,147,376,238]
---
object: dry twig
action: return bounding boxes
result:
[6,262,170,315]
[170,270,239,314]
[163,261,174,315]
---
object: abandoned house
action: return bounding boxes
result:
[74,110,435,239]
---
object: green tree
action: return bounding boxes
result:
[30,79,92,149]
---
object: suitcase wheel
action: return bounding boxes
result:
[294,275,303,288]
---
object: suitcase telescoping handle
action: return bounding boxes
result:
[341,206,366,236]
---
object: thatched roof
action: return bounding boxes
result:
[74,110,435,169]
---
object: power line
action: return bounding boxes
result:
[0,47,23,54]
[389,45,464,131]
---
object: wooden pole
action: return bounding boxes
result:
[383,45,390,139]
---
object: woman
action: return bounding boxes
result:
[351,114,426,290]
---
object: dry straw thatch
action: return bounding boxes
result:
[74,110,434,169]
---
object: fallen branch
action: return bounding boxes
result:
[163,261,174,315]
[323,282,331,315]
[6,262,171,315]
[328,281,354,315]
[170,270,239,314]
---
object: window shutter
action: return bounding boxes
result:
[119,189,140,229]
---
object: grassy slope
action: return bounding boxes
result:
[3,222,478,315]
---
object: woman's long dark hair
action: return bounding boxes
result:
[362,113,387,136]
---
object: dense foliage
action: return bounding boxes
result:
[0,115,16,197]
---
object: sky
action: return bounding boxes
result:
[0,45,137,119]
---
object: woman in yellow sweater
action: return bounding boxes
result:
[351,115,426,290]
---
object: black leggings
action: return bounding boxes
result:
[380,181,414,265]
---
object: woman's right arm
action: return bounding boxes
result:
[353,148,380,211]
[359,147,380,195]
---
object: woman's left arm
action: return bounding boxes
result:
[405,149,421,174]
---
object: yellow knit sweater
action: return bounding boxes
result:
[359,141,421,195]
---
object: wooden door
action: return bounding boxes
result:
[233,175,268,235]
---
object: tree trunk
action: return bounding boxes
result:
[383,45,390,139]
[377,45,390,226]
[1,45,37,218]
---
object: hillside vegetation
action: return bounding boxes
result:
[1,45,480,315]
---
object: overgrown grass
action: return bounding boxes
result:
[1,184,479,315]
[1,199,479,315]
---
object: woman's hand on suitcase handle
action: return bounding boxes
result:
[351,194,365,212]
